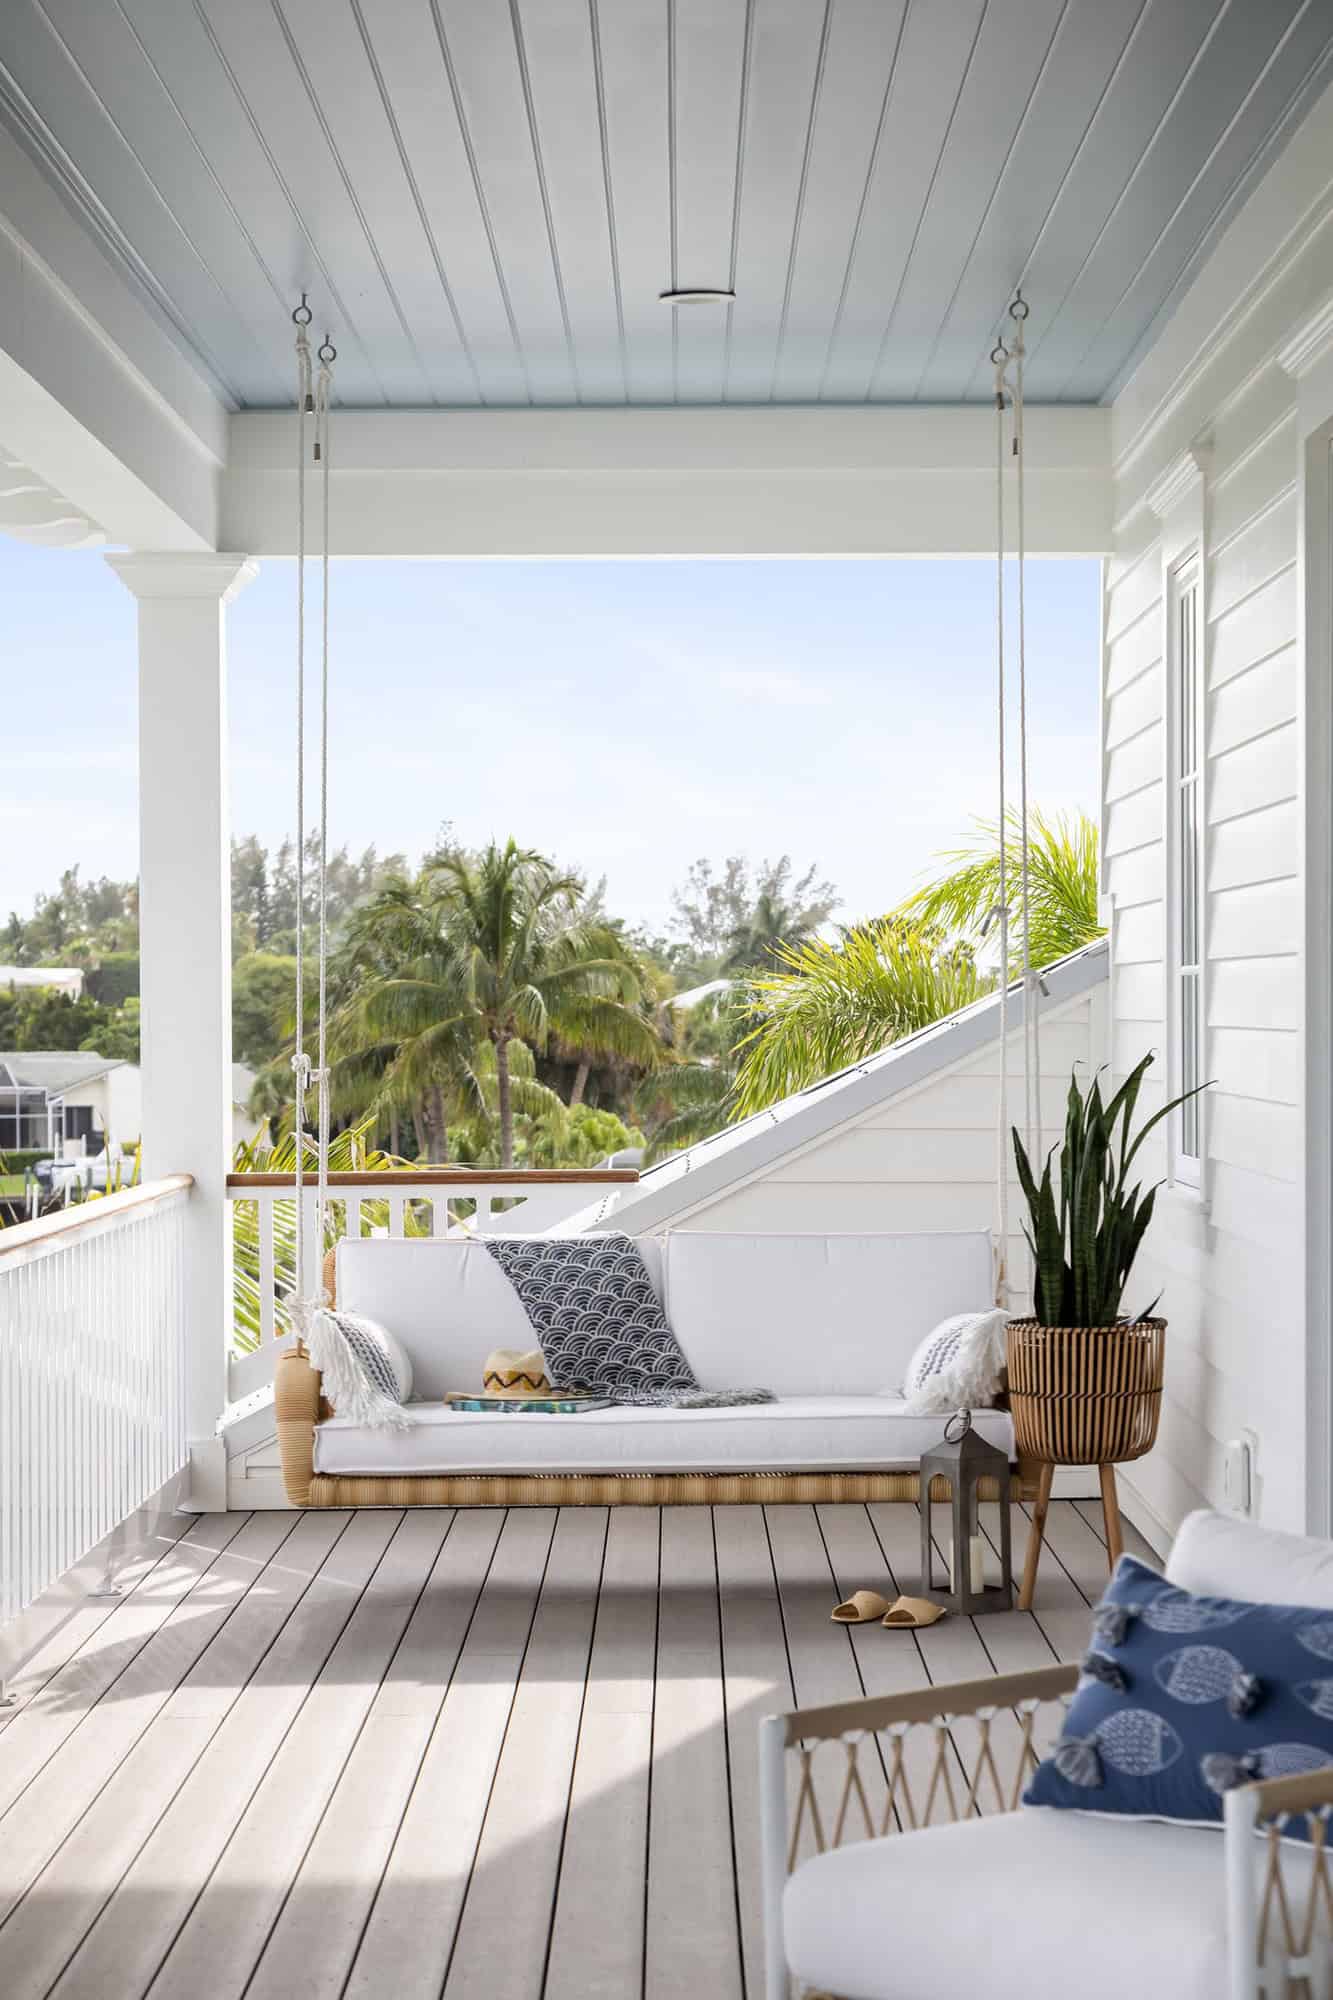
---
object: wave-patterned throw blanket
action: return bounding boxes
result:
[483,1234,772,1409]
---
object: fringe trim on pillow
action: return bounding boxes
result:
[306,1307,412,1431]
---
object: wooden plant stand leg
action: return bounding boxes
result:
[1019,1461,1055,1612]
[1099,1462,1124,1572]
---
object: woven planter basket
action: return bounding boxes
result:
[1005,1318,1166,1466]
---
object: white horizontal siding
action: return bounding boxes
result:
[1208,800,1300,891]
[1208,645,1297,757]
[1207,723,1298,823]
[1105,91,1319,1545]
[661,995,1097,1320]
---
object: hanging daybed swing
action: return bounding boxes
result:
[273,295,1050,1511]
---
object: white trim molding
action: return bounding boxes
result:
[1277,293,1333,380]
[1145,444,1211,525]
[106,552,257,603]
[222,404,1114,558]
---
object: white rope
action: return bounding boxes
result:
[291,301,312,1326]
[1011,294,1041,1159]
[993,334,1010,1311]
[314,334,335,1282]
[289,300,336,1335]
[990,292,1039,1314]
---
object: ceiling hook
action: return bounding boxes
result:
[292,292,313,328]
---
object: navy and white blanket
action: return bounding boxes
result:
[483,1234,772,1409]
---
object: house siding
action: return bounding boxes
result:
[647,995,1099,1320]
[1103,78,1333,1543]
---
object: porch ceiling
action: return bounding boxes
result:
[2,0,1331,415]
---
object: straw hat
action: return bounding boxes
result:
[481,1347,552,1399]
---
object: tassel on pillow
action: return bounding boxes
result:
[306,1307,413,1431]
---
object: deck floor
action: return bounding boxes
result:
[0,1497,1155,2000]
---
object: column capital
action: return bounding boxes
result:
[105,551,257,603]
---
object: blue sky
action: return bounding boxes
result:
[1,544,1100,936]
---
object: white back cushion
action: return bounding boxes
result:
[336,1234,666,1401]
[663,1231,995,1396]
[1167,1509,1333,1608]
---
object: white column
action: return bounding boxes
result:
[107,552,257,1509]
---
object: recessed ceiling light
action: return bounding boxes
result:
[659,288,735,306]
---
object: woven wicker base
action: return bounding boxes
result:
[302,1468,1016,1509]
[277,1347,1039,1508]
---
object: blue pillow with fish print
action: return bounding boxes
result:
[1025,1555,1333,1838]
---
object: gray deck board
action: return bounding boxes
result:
[0,1500,1154,1998]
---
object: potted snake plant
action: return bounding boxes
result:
[1007,1052,1206,1601]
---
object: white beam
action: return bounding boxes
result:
[223,405,1113,558]
[107,552,257,1507]
[0,118,224,550]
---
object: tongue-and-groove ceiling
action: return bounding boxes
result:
[1,0,1332,412]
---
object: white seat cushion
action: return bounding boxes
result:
[312,1394,1015,1478]
[663,1230,996,1395]
[1167,1507,1333,1607]
[784,1808,1308,2000]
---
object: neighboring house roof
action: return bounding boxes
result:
[574,939,1110,1236]
[0,965,85,996]
[669,977,736,1011]
[0,1051,126,1094]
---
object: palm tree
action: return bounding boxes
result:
[902,809,1103,971]
[424,841,663,1166]
[730,920,986,1117]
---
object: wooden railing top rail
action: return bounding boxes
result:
[225,1168,640,1190]
[0,1173,194,1269]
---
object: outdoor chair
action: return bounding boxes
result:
[759,1508,1333,2000]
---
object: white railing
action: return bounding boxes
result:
[0,1175,193,1627]
[225,1169,637,1404]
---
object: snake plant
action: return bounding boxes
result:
[1012,1052,1206,1327]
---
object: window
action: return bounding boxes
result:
[1170,558,1203,1184]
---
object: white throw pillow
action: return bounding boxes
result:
[308,1308,414,1429]
[897,1309,1009,1413]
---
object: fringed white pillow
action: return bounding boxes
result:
[307,1308,413,1430]
[898,1308,1009,1414]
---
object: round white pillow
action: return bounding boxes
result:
[898,1308,1008,1414]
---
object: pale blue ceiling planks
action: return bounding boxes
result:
[0,0,1329,409]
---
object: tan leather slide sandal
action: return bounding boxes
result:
[831,1590,891,1624]
[881,1595,945,1628]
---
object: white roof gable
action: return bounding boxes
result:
[578,940,1108,1236]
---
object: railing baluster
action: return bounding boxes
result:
[258,1192,276,1351]
[0,1179,192,1630]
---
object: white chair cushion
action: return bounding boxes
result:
[784,1808,1306,2000]
[312,1394,1015,1478]
[662,1231,996,1396]
[1167,1508,1333,1609]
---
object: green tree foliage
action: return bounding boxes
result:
[231,953,300,1068]
[730,921,986,1117]
[0,987,111,1052]
[668,854,838,981]
[338,841,663,1168]
[902,809,1103,971]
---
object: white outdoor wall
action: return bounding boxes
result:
[636,994,1099,1320]
[1103,77,1333,1545]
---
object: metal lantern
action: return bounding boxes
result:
[919,1411,1013,1616]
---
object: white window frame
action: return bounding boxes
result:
[1166,552,1204,1190]
[1145,445,1209,1202]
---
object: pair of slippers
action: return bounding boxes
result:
[831,1590,945,1629]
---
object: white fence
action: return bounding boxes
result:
[0,1175,192,1626]
[225,1169,637,1403]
